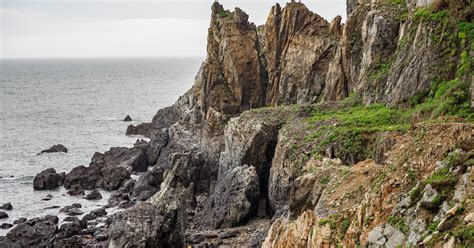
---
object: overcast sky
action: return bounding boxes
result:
[1,0,346,58]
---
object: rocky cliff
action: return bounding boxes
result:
[2,0,472,247]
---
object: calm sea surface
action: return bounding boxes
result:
[0,58,201,235]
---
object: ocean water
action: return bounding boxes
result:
[0,58,201,235]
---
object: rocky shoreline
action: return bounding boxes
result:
[1,0,473,247]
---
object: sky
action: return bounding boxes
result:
[0,0,346,58]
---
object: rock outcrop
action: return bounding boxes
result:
[33,168,65,190]
[38,144,68,154]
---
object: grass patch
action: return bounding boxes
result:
[307,104,411,163]
[387,215,409,233]
[425,167,458,187]
[413,79,473,121]
[414,8,449,22]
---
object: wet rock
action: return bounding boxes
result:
[420,184,440,209]
[13,217,26,224]
[44,206,60,210]
[91,208,107,217]
[33,168,65,190]
[200,165,259,229]
[93,146,150,173]
[1,223,13,229]
[38,144,68,154]
[65,208,84,216]
[82,213,97,222]
[0,212,8,219]
[0,203,12,210]
[123,115,132,122]
[67,185,85,196]
[71,203,82,208]
[0,215,58,247]
[84,189,102,200]
[101,166,130,191]
[58,222,82,238]
[64,165,102,190]
[63,216,80,222]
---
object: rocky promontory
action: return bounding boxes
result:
[2,0,472,247]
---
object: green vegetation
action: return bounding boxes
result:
[428,220,441,232]
[442,149,464,167]
[387,215,409,233]
[409,187,422,201]
[425,167,458,187]
[452,224,474,246]
[219,11,229,18]
[388,0,405,6]
[320,176,331,185]
[413,79,473,121]
[414,8,449,22]
[370,62,392,80]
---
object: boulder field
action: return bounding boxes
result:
[2,0,472,247]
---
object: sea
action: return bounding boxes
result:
[0,57,202,235]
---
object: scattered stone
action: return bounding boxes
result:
[1,223,13,229]
[67,185,85,196]
[464,213,474,224]
[367,224,405,247]
[84,190,102,200]
[58,222,82,238]
[91,208,107,217]
[0,203,12,210]
[420,184,440,209]
[0,215,58,247]
[71,203,82,208]
[65,208,84,216]
[123,115,132,122]
[443,236,456,248]
[33,168,65,190]
[44,206,60,210]
[38,144,68,154]
[82,213,97,221]
[0,212,8,219]
[322,157,342,167]
[63,216,80,222]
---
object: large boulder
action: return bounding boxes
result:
[92,146,150,173]
[84,190,102,200]
[33,168,65,190]
[0,215,59,247]
[64,165,102,190]
[200,165,260,229]
[367,224,406,247]
[38,144,68,154]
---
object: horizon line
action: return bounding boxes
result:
[0,55,206,60]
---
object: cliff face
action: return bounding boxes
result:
[115,0,472,247]
[5,0,471,247]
